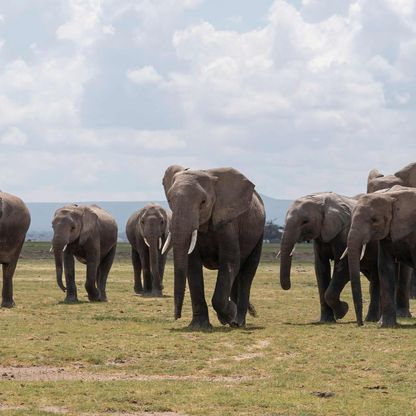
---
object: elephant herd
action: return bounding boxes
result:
[2,162,416,329]
[0,165,265,330]
[280,162,416,328]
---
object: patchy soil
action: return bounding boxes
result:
[0,366,259,383]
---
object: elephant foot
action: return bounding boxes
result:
[1,300,15,308]
[378,315,397,328]
[64,296,79,304]
[98,296,108,302]
[151,289,163,298]
[134,287,144,295]
[187,316,212,332]
[88,294,100,302]
[396,308,412,318]
[333,301,349,320]
[365,312,381,322]
[317,310,336,324]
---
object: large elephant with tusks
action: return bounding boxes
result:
[162,165,265,330]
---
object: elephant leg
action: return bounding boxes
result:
[97,246,116,302]
[138,245,152,295]
[324,261,349,320]
[159,251,166,290]
[232,237,263,327]
[395,263,412,318]
[314,244,336,323]
[212,250,239,326]
[366,271,381,322]
[132,248,143,294]
[85,261,100,301]
[378,241,397,328]
[187,252,211,330]
[1,259,18,308]
[410,269,416,299]
[63,252,78,303]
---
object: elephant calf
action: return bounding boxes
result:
[0,192,31,307]
[52,204,118,303]
[126,204,170,297]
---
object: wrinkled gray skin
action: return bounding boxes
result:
[368,163,416,301]
[0,192,30,308]
[280,192,380,323]
[52,204,118,303]
[163,165,265,330]
[347,187,416,327]
[126,204,171,297]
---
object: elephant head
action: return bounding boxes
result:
[162,165,255,319]
[137,204,170,294]
[367,162,416,193]
[347,188,416,325]
[280,193,352,290]
[51,205,98,292]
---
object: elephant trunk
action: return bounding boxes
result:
[52,238,68,292]
[279,223,298,290]
[347,229,364,326]
[148,234,162,293]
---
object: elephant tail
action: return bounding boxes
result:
[248,302,257,317]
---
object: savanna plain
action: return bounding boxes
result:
[1,243,416,416]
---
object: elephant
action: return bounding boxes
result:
[347,186,416,327]
[0,192,31,308]
[126,204,171,297]
[367,162,416,193]
[52,204,118,303]
[162,165,265,330]
[279,192,380,323]
[368,162,416,300]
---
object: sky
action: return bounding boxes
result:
[1,0,416,202]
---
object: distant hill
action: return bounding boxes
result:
[26,195,292,241]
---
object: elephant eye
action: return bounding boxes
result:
[371,217,378,223]
[301,219,308,225]
[201,199,206,205]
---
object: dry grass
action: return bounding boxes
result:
[0,243,415,415]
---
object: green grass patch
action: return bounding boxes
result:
[0,243,415,415]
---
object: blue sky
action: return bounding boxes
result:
[1,0,416,201]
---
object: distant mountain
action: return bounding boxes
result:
[26,195,292,241]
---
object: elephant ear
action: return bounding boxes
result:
[0,197,3,219]
[368,168,384,181]
[321,196,352,242]
[79,207,99,246]
[208,167,255,230]
[390,191,416,241]
[163,165,186,196]
[394,162,416,187]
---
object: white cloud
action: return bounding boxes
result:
[56,0,106,47]
[0,127,27,146]
[1,0,416,204]
[127,65,164,85]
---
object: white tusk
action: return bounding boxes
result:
[340,247,348,260]
[50,246,53,253]
[161,232,171,255]
[63,244,67,252]
[290,246,295,257]
[276,250,281,258]
[360,243,366,261]
[188,229,198,255]
[144,238,150,248]
[158,237,162,250]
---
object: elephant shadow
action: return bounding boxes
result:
[169,325,265,334]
